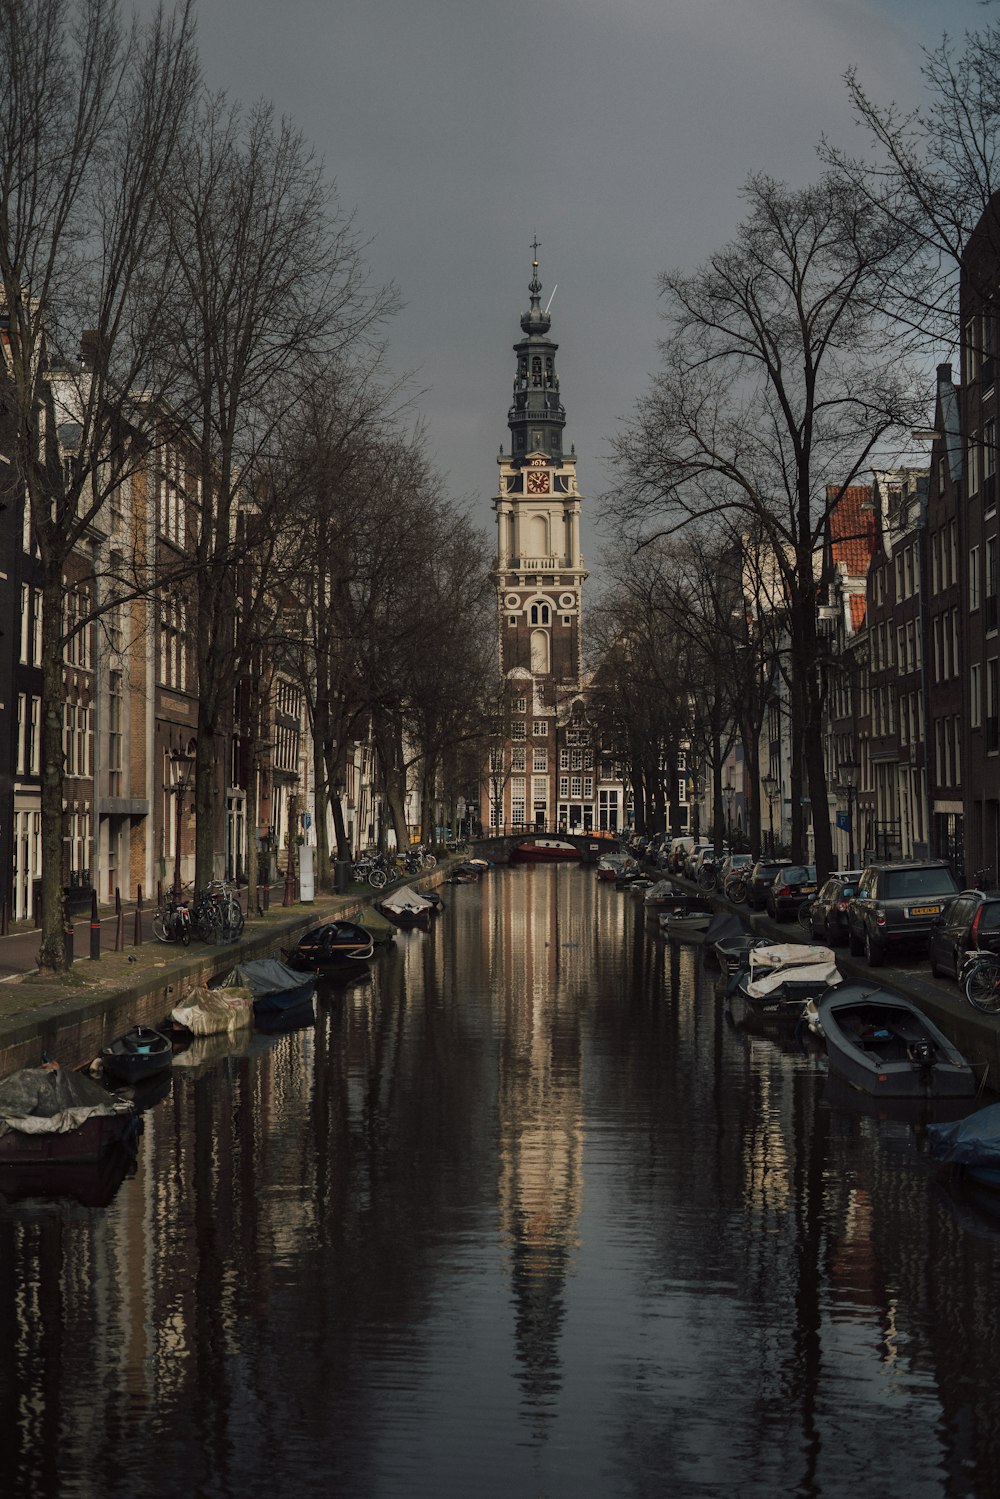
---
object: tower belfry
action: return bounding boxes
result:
[490,249,594,833]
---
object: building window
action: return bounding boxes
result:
[971,546,982,611]
[570,776,582,797]
[971,663,983,730]
[988,659,999,754]
[532,721,548,737]
[969,432,982,497]
[511,747,526,771]
[512,722,526,741]
[533,749,547,772]
[514,697,526,713]
[559,776,569,797]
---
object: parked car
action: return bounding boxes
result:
[847,860,961,967]
[928,888,1000,980]
[766,864,818,921]
[746,858,792,911]
[807,871,862,946]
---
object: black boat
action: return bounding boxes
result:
[100,1025,173,1086]
[817,985,976,1098]
[283,920,376,973]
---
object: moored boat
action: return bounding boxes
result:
[379,886,437,930]
[510,837,581,864]
[928,1102,1000,1190]
[732,942,842,1026]
[0,1064,137,1166]
[171,984,254,1036]
[283,920,376,972]
[818,985,976,1098]
[597,852,637,882]
[660,910,713,941]
[221,959,317,1020]
[99,1025,174,1086]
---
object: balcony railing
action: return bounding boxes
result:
[511,556,559,570]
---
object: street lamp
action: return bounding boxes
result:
[839,758,860,871]
[168,749,194,897]
[762,774,778,854]
[723,783,735,850]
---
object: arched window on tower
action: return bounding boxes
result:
[529,602,550,626]
[531,357,542,387]
[530,628,549,674]
[545,358,553,387]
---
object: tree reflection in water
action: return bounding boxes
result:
[0,867,997,1497]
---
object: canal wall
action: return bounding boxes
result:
[0,870,449,1080]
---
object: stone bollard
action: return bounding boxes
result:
[133,885,143,946]
[63,897,74,967]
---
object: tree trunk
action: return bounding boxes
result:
[37,567,69,973]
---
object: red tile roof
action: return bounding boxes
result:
[827,486,873,574]
[849,594,867,632]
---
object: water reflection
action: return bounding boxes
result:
[0,868,1000,1495]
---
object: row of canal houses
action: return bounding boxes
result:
[0,358,394,925]
[731,198,1000,882]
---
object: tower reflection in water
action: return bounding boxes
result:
[0,868,998,1496]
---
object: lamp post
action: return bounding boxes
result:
[839,758,860,871]
[168,750,194,898]
[723,783,735,851]
[762,774,778,854]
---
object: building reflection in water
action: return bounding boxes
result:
[1,869,1000,1495]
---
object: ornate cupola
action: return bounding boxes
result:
[507,245,566,464]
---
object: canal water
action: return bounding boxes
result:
[2,865,1000,1499]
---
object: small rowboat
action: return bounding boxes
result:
[818,985,975,1098]
[100,1025,173,1086]
[284,921,375,972]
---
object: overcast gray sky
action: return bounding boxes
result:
[192,0,972,565]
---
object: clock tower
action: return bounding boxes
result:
[490,250,594,833]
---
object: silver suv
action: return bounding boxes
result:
[846,861,960,967]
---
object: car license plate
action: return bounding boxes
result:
[802,885,816,895]
[908,904,942,917]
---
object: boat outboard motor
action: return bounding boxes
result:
[908,1037,934,1085]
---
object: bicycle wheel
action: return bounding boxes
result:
[724,875,747,903]
[351,863,367,884]
[152,909,176,943]
[219,896,244,942]
[966,961,1000,1013]
[797,900,814,932]
[368,867,388,890]
[422,853,437,869]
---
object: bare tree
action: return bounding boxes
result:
[161,91,397,888]
[823,21,1000,342]
[0,0,197,970]
[607,172,926,876]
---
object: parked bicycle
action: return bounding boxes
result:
[723,870,749,903]
[191,880,245,943]
[351,851,390,890]
[961,949,1000,1014]
[152,891,193,944]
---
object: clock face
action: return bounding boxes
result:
[527,471,549,495]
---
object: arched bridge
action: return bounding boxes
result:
[469,830,618,865]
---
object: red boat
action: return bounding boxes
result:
[510,838,581,864]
